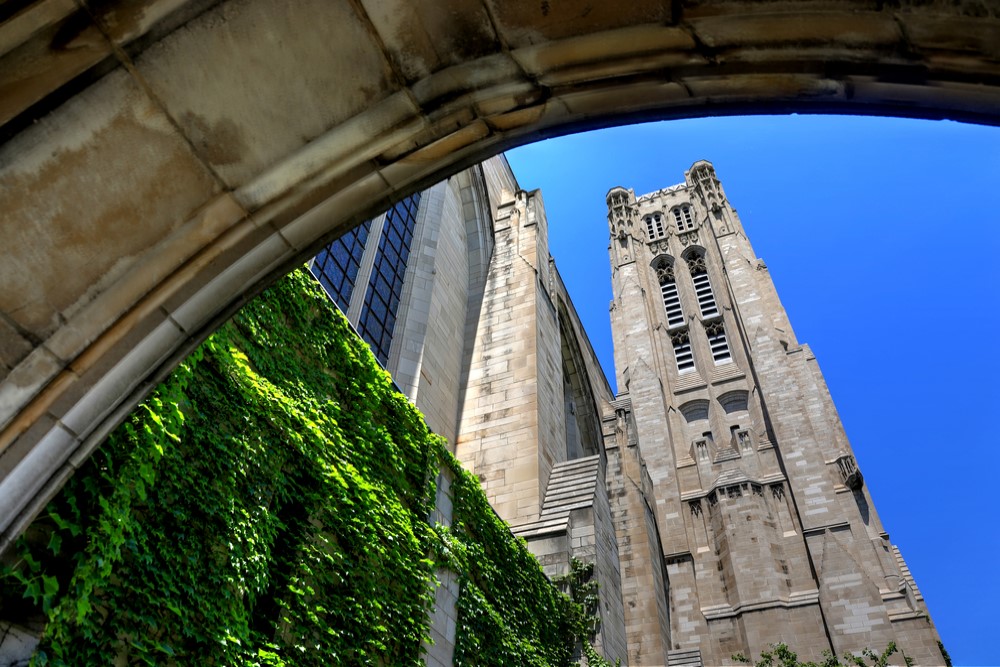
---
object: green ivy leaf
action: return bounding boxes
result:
[47,531,62,555]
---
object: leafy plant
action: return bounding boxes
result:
[734,641,907,667]
[1,269,590,666]
[554,558,620,667]
[937,640,952,667]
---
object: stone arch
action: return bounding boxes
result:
[679,399,710,424]
[680,245,709,262]
[650,253,677,284]
[2,0,1000,550]
[718,390,750,415]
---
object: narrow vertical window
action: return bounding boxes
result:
[691,272,719,318]
[645,213,666,240]
[686,252,720,318]
[672,205,694,231]
[671,329,695,373]
[358,193,421,365]
[310,219,373,312]
[655,260,685,329]
[704,320,732,363]
[661,281,684,328]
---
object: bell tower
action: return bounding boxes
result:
[604,162,944,666]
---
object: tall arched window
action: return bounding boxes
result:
[644,213,665,239]
[672,204,694,231]
[656,257,695,373]
[686,251,720,318]
[704,320,732,363]
[654,258,685,329]
[358,193,421,365]
[686,250,733,365]
[670,330,695,373]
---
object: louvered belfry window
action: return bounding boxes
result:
[672,204,694,231]
[656,260,685,329]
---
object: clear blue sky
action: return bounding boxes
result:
[507,115,1000,667]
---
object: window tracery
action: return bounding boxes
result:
[358,194,421,365]
[654,258,685,329]
[685,252,720,321]
[672,204,695,232]
[655,262,674,284]
[311,219,372,312]
[670,329,695,373]
[644,212,666,240]
[704,319,732,363]
[686,251,707,276]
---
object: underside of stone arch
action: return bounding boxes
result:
[1,0,999,552]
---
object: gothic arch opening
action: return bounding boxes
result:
[2,0,1000,562]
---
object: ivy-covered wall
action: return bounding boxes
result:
[1,269,590,666]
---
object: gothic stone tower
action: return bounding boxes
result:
[605,162,943,666]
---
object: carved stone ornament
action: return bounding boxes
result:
[679,231,699,247]
[703,319,725,336]
[686,253,707,274]
[835,453,864,490]
[655,265,675,283]
[649,239,671,254]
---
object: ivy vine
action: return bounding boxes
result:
[555,559,621,667]
[0,269,603,666]
[734,642,911,667]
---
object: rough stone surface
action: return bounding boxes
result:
[0,3,982,662]
[605,162,943,665]
[0,149,948,666]
[303,156,628,664]
[3,0,1000,556]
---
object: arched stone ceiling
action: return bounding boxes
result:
[1,0,998,552]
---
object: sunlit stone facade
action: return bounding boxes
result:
[602,162,942,666]
[309,157,943,667]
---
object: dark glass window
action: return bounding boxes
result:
[358,193,421,365]
[310,219,372,312]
